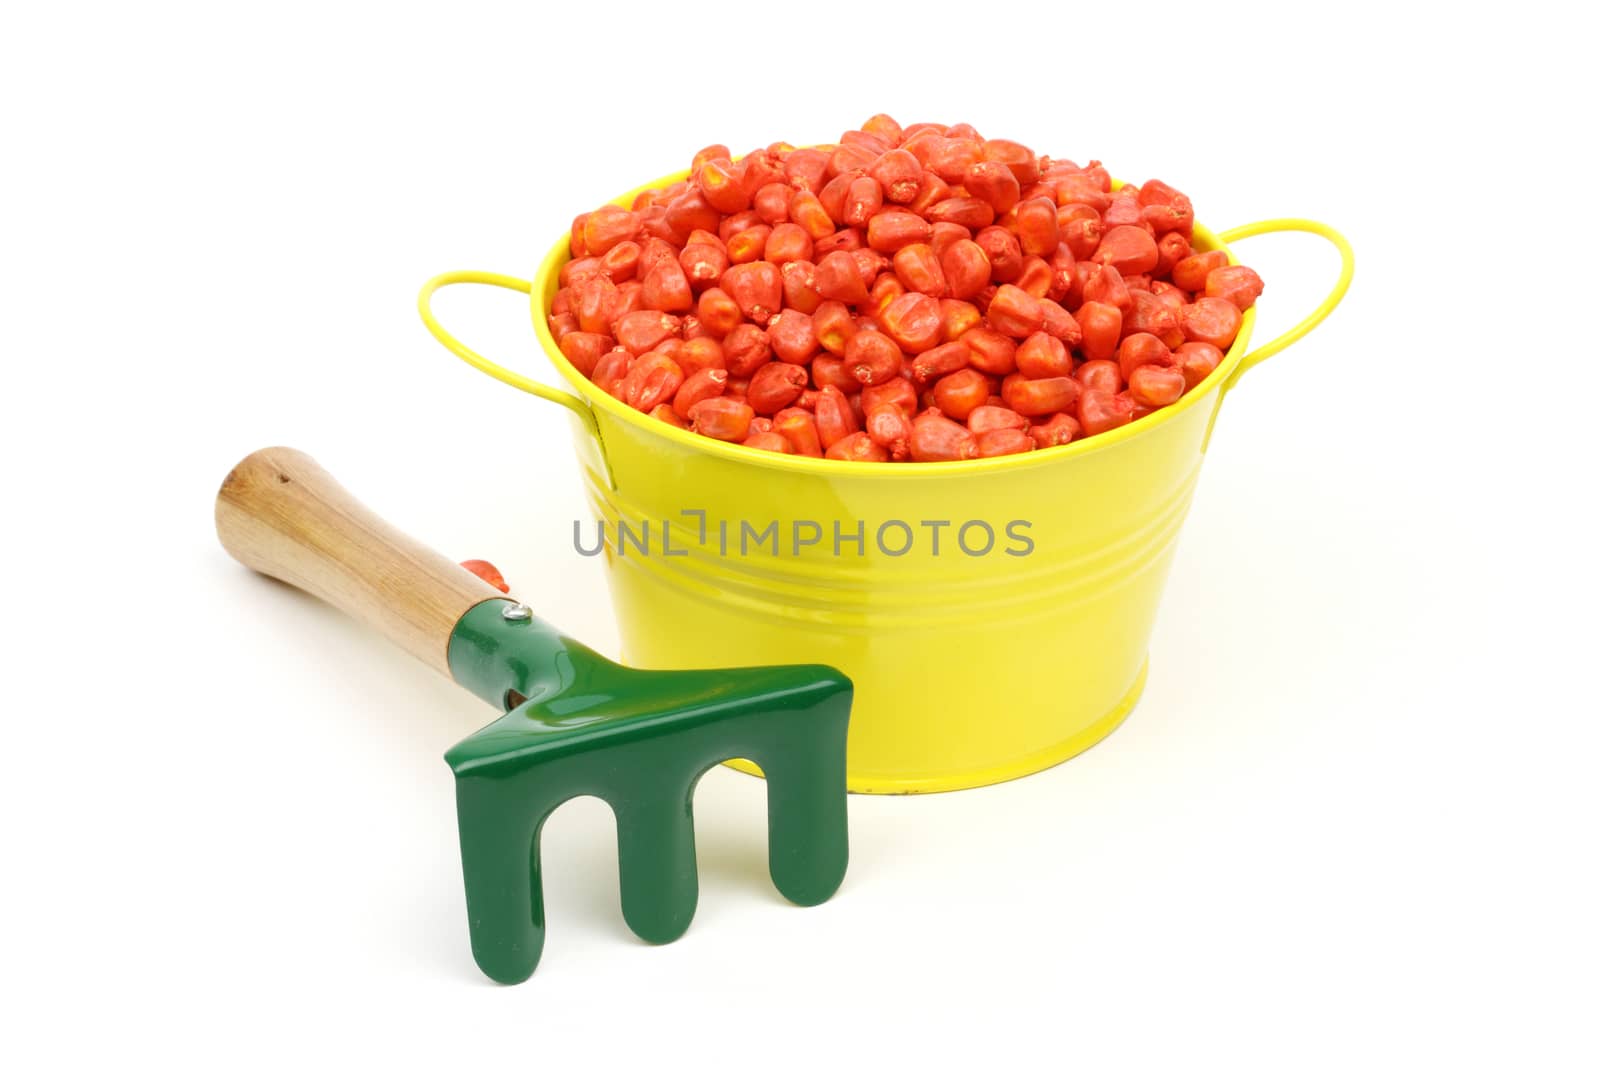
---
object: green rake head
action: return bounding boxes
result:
[216,448,850,984]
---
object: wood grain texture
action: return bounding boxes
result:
[215,447,506,675]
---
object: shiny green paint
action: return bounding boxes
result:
[444,600,851,984]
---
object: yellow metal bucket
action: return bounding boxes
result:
[420,172,1353,794]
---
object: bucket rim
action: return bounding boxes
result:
[531,165,1256,479]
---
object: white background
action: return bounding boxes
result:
[4,2,1595,1063]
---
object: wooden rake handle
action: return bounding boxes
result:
[215,447,507,675]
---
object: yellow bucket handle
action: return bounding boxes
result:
[1215,218,1355,391]
[417,270,600,435]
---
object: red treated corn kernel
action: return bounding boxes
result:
[852,248,890,288]
[642,258,694,312]
[548,312,580,344]
[764,222,814,265]
[814,228,864,256]
[909,410,978,461]
[929,221,969,258]
[1123,289,1182,339]
[941,239,992,299]
[912,340,971,383]
[675,340,726,377]
[861,376,918,417]
[614,310,680,354]
[1077,388,1135,436]
[609,281,644,321]
[691,144,731,172]
[620,350,686,411]
[1171,250,1228,292]
[828,141,879,177]
[780,260,822,314]
[1094,225,1160,275]
[753,181,795,226]
[1029,412,1080,448]
[724,322,774,376]
[695,287,742,338]
[815,250,871,303]
[987,284,1045,337]
[740,151,785,197]
[932,367,992,420]
[976,427,1035,457]
[696,157,750,214]
[864,404,912,459]
[1156,231,1191,276]
[1076,358,1123,394]
[1001,374,1079,417]
[744,431,793,453]
[690,397,755,441]
[968,404,1029,434]
[812,300,858,356]
[893,243,946,296]
[962,327,1018,376]
[861,113,904,145]
[767,309,819,364]
[782,148,831,192]
[583,205,642,255]
[748,361,810,415]
[1181,296,1244,348]
[814,385,859,448]
[1075,301,1122,361]
[664,190,721,242]
[817,170,856,225]
[843,329,905,386]
[592,347,634,396]
[843,174,884,228]
[1103,190,1143,229]
[867,210,933,254]
[1081,263,1132,314]
[559,331,611,377]
[877,292,943,353]
[651,403,689,429]
[928,138,984,183]
[926,195,996,230]
[680,242,730,290]
[673,366,729,418]
[1015,332,1072,378]
[460,559,511,593]
[1128,363,1186,407]
[870,149,924,204]
[964,161,1022,214]
[868,273,905,317]
[601,241,642,282]
[1117,331,1175,379]
[1011,198,1060,257]
[1204,265,1265,311]
[721,261,783,324]
[1060,212,1103,260]
[790,190,836,239]
[1175,341,1224,388]
[572,278,618,334]
[939,298,982,341]
[726,224,771,263]
[811,354,860,394]
[973,226,1023,283]
[910,171,952,215]
[825,431,890,462]
[773,407,824,457]
[1038,301,1082,346]
[983,139,1041,184]
[1013,256,1054,298]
